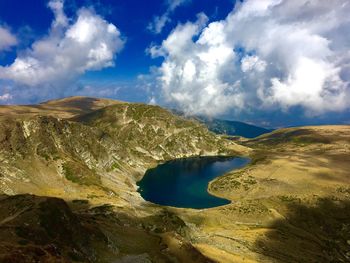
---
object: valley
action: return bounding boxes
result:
[0,97,349,262]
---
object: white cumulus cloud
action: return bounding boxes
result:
[148,0,190,34]
[150,0,350,116]
[241,55,267,73]
[0,26,17,51]
[0,0,124,96]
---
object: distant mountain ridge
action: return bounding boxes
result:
[171,110,272,138]
[198,117,273,138]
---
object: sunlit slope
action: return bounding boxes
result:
[0,97,247,205]
[0,97,248,262]
[179,125,350,262]
[0,96,122,118]
[75,103,245,161]
[211,125,350,199]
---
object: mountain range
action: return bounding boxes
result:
[0,96,349,263]
[171,110,272,138]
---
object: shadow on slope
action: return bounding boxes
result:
[253,198,350,263]
[0,194,213,263]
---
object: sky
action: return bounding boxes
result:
[0,0,349,127]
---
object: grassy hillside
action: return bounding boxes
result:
[0,97,349,262]
[75,103,242,162]
[183,125,350,262]
[0,98,246,203]
[0,96,121,119]
[0,97,249,262]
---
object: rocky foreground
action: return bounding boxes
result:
[0,97,349,262]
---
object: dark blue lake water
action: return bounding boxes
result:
[137,156,250,209]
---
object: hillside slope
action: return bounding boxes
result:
[0,96,121,119]
[1,97,349,262]
[184,125,350,262]
[0,194,213,263]
[0,97,250,262]
[75,103,244,162]
[0,98,247,206]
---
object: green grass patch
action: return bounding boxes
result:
[63,161,100,186]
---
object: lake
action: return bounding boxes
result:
[137,156,250,209]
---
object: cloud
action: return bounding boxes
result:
[0,26,17,51]
[148,0,190,34]
[241,55,267,73]
[148,14,170,35]
[0,93,12,102]
[150,0,350,117]
[47,0,68,28]
[0,0,124,101]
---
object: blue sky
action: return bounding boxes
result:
[0,0,235,81]
[0,0,349,127]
